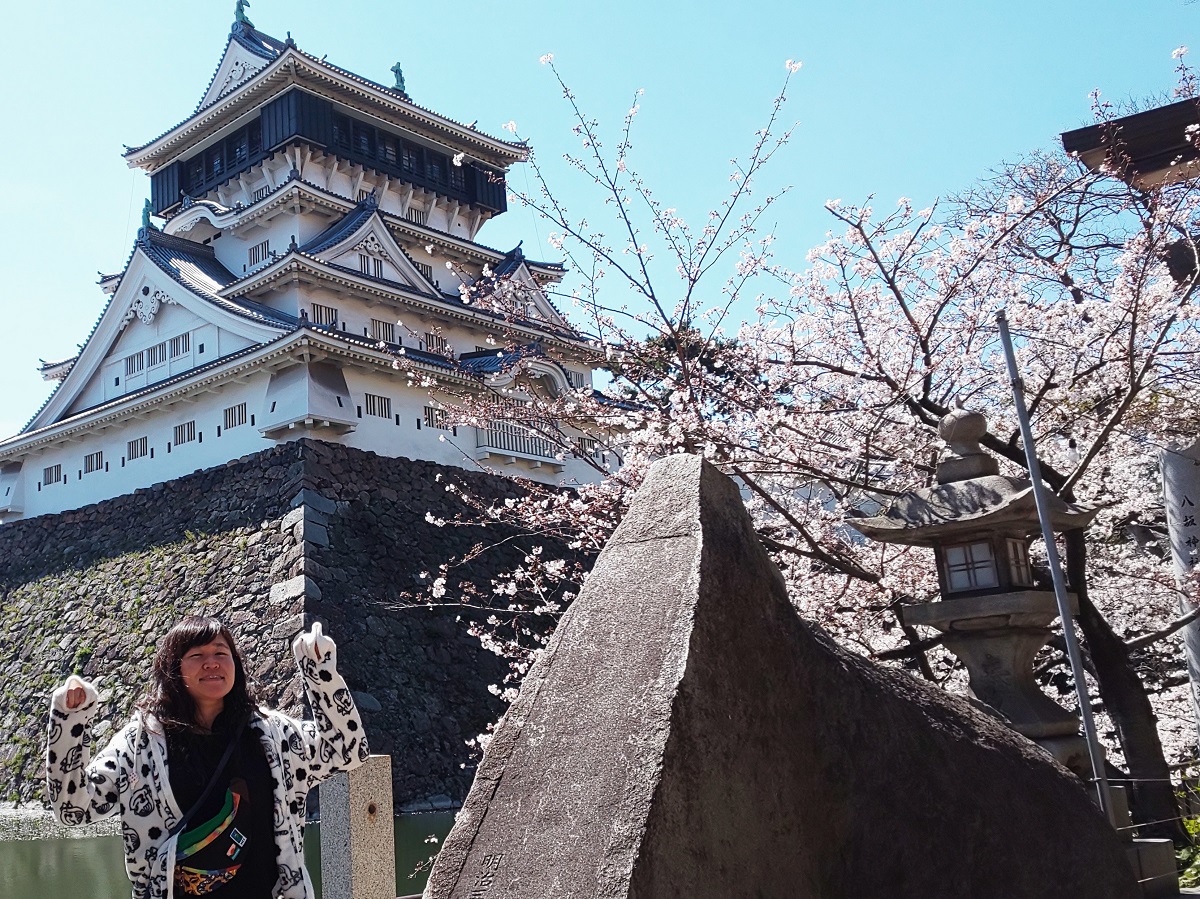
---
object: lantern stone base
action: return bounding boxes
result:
[902,591,1085,753]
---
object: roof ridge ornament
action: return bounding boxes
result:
[234,0,254,28]
[137,199,160,243]
[390,62,409,99]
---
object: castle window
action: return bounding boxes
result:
[332,114,351,150]
[187,156,205,189]
[357,252,384,278]
[246,120,262,157]
[127,436,149,461]
[174,421,197,445]
[379,134,398,166]
[364,393,391,418]
[253,185,270,202]
[370,319,396,344]
[124,353,145,376]
[248,239,270,267]
[400,143,419,175]
[943,541,999,592]
[169,333,190,358]
[576,436,599,457]
[43,464,61,485]
[223,403,248,430]
[146,341,168,368]
[84,451,104,474]
[565,370,587,389]
[353,120,376,157]
[229,128,250,166]
[426,153,445,185]
[207,145,224,180]
[415,261,434,282]
[310,303,339,327]
[423,406,450,430]
[424,332,450,355]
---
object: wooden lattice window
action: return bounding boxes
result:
[223,403,248,430]
[364,394,392,418]
[174,421,197,445]
[84,451,104,474]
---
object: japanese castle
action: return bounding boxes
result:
[0,10,598,525]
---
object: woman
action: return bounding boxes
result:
[46,616,369,898]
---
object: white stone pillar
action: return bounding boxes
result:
[320,754,396,899]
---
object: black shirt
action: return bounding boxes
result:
[167,711,277,898]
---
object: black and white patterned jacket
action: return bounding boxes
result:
[45,643,369,899]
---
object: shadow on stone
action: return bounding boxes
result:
[425,455,1138,899]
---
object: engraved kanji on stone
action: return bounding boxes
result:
[466,852,505,896]
[1185,515,1197,528]
[1183,495,1196,508]
[1187,536,1199,549]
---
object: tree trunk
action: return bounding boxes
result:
[1065,528,1186,842]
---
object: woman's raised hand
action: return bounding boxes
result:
[65,675,88,710]
[292,621,336,666]
[56,674,97,712]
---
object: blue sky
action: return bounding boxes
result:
[0,0,1194,439]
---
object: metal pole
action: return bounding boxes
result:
[995,309,1116,826]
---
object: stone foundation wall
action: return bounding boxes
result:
[0,440,543,808]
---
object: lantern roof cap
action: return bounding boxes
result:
[849,475,1097,546]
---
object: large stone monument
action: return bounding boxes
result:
[423,453,1137,899]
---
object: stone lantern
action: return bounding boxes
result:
[850,407,1098,772]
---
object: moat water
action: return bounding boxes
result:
[0,812,456,899]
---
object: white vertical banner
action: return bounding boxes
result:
[1160,440,1200,751]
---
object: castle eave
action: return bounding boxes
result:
[126,51,527,173]
[226,253,583,350]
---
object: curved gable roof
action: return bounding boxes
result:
[298,196,441,296]
[22,230,292,434]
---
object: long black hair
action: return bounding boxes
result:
[136,616,259,733]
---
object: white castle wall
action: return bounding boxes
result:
[2,364,599,524]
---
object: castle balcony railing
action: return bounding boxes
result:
[476,420,565,471]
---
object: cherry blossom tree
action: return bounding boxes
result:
[404,52,1200,838]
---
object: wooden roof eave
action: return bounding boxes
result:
[0,339,298,461]
[0,331,486,464]
[126,50,527,173]
[225,253,587,351]
[295,330,479,387]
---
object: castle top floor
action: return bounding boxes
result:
[127,18,527,224]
